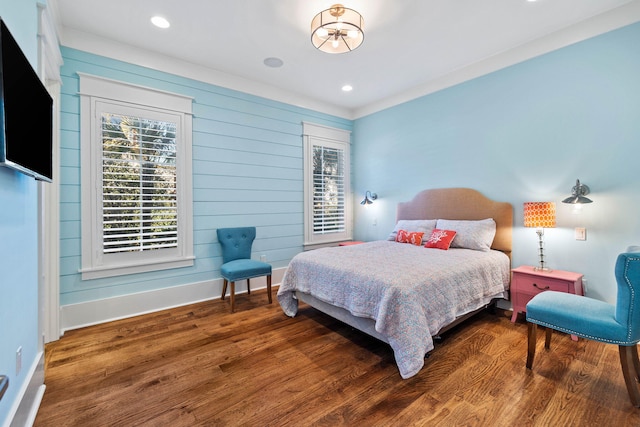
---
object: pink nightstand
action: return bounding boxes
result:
[339,241,364,246]
[511,266,584,340]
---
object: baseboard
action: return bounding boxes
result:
[3,352,45,427]
[60,267,286,333]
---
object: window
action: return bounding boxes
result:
[303,122,352,246]
[79,74,194,279]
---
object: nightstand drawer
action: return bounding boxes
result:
[510,266,583,324]
[514,275,570,296]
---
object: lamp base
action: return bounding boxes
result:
[533,266,552,272]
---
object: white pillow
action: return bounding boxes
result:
[435,218,496,252]
[387,219,437,243]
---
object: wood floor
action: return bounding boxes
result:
[35,289,640,426]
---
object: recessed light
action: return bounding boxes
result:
[342,85,353,92]
[263,57,284,68]
[151,16,170,29]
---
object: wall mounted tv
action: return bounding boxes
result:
[0,18,53,182]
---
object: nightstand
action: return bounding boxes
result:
[510,266,584,340]
[339,241,364,246]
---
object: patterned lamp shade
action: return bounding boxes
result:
[523,202,556,228]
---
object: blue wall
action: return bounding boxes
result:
[0,0,41,423]
[58,48,352,306]
[353,22,640,304]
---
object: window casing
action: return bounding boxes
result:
[303,122,352,247]
[79,74,194,279]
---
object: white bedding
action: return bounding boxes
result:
[277,240,510,379]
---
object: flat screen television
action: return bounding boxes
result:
[0,18,53,182]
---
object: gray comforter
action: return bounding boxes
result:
[277,240,510,379]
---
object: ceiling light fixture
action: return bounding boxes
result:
[150,16,170,29]
[342,84,353,92]
[311,4,364,54]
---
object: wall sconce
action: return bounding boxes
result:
[524,202,556,271]
[562,179,592,204]
[360,191,377,205]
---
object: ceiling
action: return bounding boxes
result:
[50,0,639,118]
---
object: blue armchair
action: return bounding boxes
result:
[525,252,640,406]
[216,227,272,313]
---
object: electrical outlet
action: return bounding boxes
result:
[575,227,586,241]
[582,278,588,294]
[16,346,22,375]
[260,254,267,262]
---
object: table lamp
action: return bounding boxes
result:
[524,202,556,271]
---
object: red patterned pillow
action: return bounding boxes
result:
[395,229,425,246]
[425,229,457,250]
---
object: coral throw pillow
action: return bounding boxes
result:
[396,229,425,246]
[425,229,457,250]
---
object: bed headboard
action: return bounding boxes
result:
[396,188,513,258]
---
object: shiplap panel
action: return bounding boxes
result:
[192,175,301,192]
[59,200,80,221]
[59,238,81,258]
[194,104,303,134]
[193,188,300,203]
[194,201,301,216]
[59,111,80,136]
[191,159,300,180]
[196,213,302,231]
[194,119,302,145]
[58,46,352,307]
[60,220,80,240]
[192,134,302,158]
[59,166,80,185]
[60,129,80,149]
[192,146,300,169]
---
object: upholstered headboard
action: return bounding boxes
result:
[396,188,513,259]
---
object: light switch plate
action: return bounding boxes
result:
[575,227,586,241]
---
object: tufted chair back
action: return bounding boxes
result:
[615,252,640,343]
[217,227,257,263]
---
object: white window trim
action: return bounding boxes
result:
[302,122,352,248]
[79,73,194,280]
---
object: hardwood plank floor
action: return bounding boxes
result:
[35,290,640,426]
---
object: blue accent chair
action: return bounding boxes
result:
[217,227,272,313]
[526,252,640,406]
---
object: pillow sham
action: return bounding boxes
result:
[387,219,437,243]
[424,229,457,250]
[396,230,425,246]
[435,218,496,252]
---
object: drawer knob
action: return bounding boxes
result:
[533,283,550,290]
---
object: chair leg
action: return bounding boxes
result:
[267,275,272,304]
[633,344,640,382]
[230,281,236,313]
[544,327,552,349]
[221,279,228,301]
[527,322,537,369]
[619,345,640,407]
[247,278,251,295]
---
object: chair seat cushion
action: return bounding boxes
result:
[526,291,636,345]
[220,259,272,282]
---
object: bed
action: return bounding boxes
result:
[277,188,513,379]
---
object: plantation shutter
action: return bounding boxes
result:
[312,144,345,235]
[101,113,178,254]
